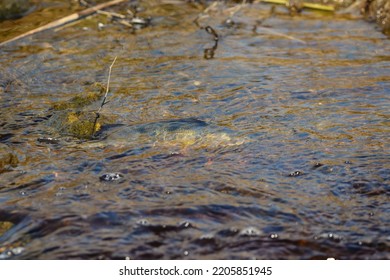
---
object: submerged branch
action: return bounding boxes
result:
[204,26,219,59]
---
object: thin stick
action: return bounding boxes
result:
[91,56,117,138]
[96,9,126,19]
[0,0,126,47]
[98,56,117,113]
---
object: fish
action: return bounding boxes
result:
[44,113,247,151]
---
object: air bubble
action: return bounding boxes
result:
[289,171,303,177]
[313,162,323,168]
[99,172,123,182]
[240,227,261,237]
[137,219,149,225]
[200,234,214,240]
[269,233,279,239]
[179,221,191,228]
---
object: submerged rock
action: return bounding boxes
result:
[47,110,103,140]
[0,0,31,20]
[44,84,109,139]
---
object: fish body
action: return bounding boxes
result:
[45,112,247,150]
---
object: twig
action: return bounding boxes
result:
[91,56,117,138]
[98,56,117,113]
[96,9,127,19]
[95,9,133,28]
[0,0,127,47]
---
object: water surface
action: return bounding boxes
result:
[0,0,389,259]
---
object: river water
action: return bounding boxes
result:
[0,0,389,259]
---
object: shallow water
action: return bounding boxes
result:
[0,0,389,259]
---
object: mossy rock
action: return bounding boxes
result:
[53,91,104,111]
[52,82,106,110]
[47,110,104,139]
[47,83,115,139]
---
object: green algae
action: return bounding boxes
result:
[53,83,106,110]
[47,82,113,139]
[48,110,104,139]
[0,221,14,237]
[0,144,18,171]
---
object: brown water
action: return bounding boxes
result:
[0,0,389,259]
